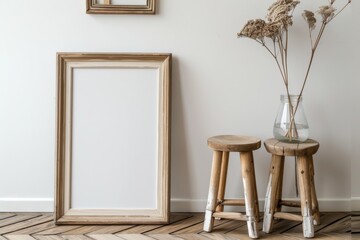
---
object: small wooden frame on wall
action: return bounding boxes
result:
[86,0,156,14]
[55,53,171,224]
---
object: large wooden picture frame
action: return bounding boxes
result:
[86,0,156,14]
[55,53,171,224]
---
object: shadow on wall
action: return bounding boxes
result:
[170,56,193,205]
[315,139,351,204]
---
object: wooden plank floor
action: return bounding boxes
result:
[0,212,355,239]
[353,212,360,239]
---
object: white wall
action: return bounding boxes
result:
[0,0,358,212]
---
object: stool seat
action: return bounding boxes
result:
[263,138,320,238]
[204,135,261,239]
[264,138,319,156]
[208,135,261,152]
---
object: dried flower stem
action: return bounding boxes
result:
[290,14,332,127]
[238,0,351,141]
[330,0,351,21]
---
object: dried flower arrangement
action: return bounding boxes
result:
[238,0,351,141]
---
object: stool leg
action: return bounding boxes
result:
[275,157,285,213]
[309,156,321,225]
[297,155,314,238]
[216,151,229,213]
[240,151,259,239]
[263,155,284,233]
[204,150,222,232]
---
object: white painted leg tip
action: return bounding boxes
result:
[303,216,314,238]
[249,234,259,239]
[203,223,212,233]
[304,234,315,238]
[247,221,258,239]
[203,224,212,233]
[262,213,273,234]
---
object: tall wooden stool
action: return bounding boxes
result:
[203,135,261,239]
[262,138,320,238]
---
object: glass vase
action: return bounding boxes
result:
[273,94,309,143]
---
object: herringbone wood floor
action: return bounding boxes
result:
[0,212,357,239]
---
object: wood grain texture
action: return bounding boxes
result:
[317,215,351,233]
[309,156,321,225]
[353,215,360,233]
[220,199,245,206]
[201,233,238,240]
[228,232,295,239]
[116,234,155,240]
[264,138,319,156]
[61,235,93,240]
[240,151,259,238]
[0,214,16,221]
[212,212,247,221]
[34,226,83,235]
[176,234,211,240]
[0,215,53,235]
[263,155,284,233]
[5,235,37,240]
[279,200,301,208]
[353,234,360,240]
[148,234,183,240]
[173,218,230,235]
[0,215,41,228]
[145,214,205,234]
[215,151,229,213]
[203,151,222,232]
[89,213,191,235]
[286,212,348,234]
[7,221,55,235]
[33,236,64,240]
[0,212,351,239]
[296,155,314,237]
[268,219,302,234]
[284,232,351,239]
[87,235,123,240]
[273,212,302,222]
[84,225,134,235]
[209,220,247,234]
[207,136,261,152]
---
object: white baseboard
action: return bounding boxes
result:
[352,197,360,211]
[0,198,53,212]
[0,197,352,212]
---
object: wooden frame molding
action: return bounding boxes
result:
[86,0,156,14]
[55,53,171,225]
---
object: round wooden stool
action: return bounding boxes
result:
[203,135,261,239]
[262,138,320,238]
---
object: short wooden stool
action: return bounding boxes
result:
[262,138,320,238]
[203,135,261,239]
